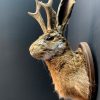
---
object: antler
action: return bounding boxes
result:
[28,0,47,34]
[39,0,56,31]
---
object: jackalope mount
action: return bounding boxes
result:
[28,0,95,100]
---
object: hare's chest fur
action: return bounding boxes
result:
[45,49,90,99]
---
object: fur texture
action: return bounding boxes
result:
[45,48,90,100]
[29,32,90,100]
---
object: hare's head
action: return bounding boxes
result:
[29,31,67,60]
[28,0,75,60]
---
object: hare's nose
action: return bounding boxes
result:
[29,45,34,52]
[29,45,35,57]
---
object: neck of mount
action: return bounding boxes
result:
[44,45,74,70]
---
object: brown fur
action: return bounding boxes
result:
[45,47,90,100]
[29,31,90,100]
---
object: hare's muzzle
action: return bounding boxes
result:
[29,43,45,59]
[29,45,34,57]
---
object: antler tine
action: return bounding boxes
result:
[39,0,56,32]
[28,0,47,34]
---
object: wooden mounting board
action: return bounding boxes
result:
[79,42,95,100]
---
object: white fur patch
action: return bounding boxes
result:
[58,43,64,48]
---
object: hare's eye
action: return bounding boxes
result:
[45,35,54,41]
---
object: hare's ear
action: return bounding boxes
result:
[56,0,75,31]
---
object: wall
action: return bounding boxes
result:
[0,0,99,100]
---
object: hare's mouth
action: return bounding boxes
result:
[29,50,45,59]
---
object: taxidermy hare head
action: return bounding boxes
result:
[28,0,95,100]
[28,0,75,60]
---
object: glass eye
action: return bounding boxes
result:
[45,35,54,41]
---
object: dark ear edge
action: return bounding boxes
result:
[56,0,75,30]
